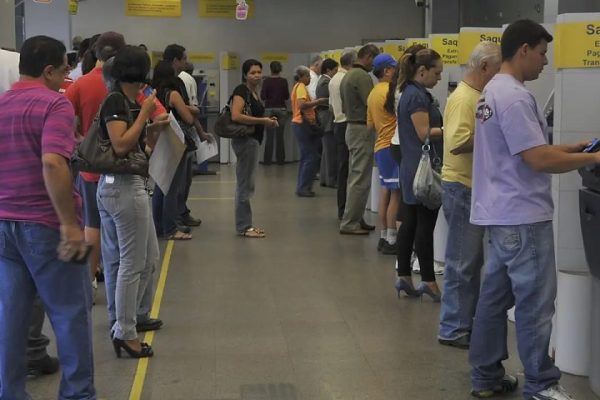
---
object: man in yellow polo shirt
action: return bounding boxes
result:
[367,53,400,254]
[438,41,501,349]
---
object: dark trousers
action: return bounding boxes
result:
[263,108,287,164]
[320,130,338,187]
[396,203,439,282]
[27,296,49,362]
[153,154,187,236]
[178,153,194,221]
[292,122,321,193]
[334,122,349,219]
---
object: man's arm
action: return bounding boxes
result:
[43,153,90,262]
[42,153,79,228]
[521,144,600,173]
[357,74,374,105]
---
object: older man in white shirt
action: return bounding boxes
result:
[307,55,322,100]
[328,50,357,220]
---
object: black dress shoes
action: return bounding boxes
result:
[27,355,59,377]
[360,220,376,231]
[136,318,164,332]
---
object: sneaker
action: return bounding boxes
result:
[377,238,385,251]
[381,241,397,255]
[412,255,420,274]
[434,261,445,275]
[471,375,519,398]
[27,355,59,377]
[91,278,98,305]
[530,385,575,400]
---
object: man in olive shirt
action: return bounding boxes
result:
[339,44,379,235]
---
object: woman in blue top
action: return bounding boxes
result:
[394,48,444,301]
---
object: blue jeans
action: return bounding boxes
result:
[0,221,95,400]
[292,122,320,193]
[439,181,485,340]
[97,174,159,340]
[469,222,561,398]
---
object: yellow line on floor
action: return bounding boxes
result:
[187,197,234,201]
[128,240,175,400]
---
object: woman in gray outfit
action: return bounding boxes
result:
[97,46,163,358]
[230,59,279,238]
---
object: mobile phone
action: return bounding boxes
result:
[143,85,153,97]
[583,138,600,153]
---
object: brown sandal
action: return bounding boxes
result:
[239,227,265,238]
[165,230,192,240]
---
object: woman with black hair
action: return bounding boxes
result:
[81,34,100,76]
[392,48,444,301]
[260,61,289,165]
[230,59,279,238]
[151,59,206,240]
[96,45,165,358]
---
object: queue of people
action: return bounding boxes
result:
[1,18,599,400]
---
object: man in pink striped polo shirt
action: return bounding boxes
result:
[0,36,96,400]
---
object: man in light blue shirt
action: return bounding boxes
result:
[469,20,600,400]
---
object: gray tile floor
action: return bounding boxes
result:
[27,164,597,400]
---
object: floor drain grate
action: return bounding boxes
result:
[240,383,297,400]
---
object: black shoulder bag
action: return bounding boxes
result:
[214,89,255,139]
[71,92,149,177]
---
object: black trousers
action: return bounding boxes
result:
[178,152,194,220]
[263,108,287,164]
[334,122,349,219]
[396,203,439,282]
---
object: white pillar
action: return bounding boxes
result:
[0,0,16,49]
[24,0,71,49]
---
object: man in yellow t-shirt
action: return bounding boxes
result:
[367,53,399,254]
[438,42,501,349]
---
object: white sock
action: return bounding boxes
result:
[380,229,387,239]
[387,228,397,245]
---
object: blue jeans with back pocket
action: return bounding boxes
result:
[438,181,485,341]
[0,221,95,400]
[469,222,561,397]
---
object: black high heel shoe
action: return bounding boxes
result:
[112,338,154,358]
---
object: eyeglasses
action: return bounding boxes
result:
[55,64,71,75]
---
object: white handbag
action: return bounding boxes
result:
[412,129,442,210]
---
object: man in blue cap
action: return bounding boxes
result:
[367,53,401,253]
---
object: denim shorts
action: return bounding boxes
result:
[77,175,100,229]
[375,147,400,190]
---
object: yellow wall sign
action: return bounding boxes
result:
[261,53,289,64]
[555,21,600,68]
[199,0,255,18]
[222,53,239,70]
[431,34,459,66]
[458,30,502,64]
[383,43,407,60]
[69,0,77,15]
[406,38,430,49]
[125,0,181,17]
[189,52,217,64]
[150,51,163,68]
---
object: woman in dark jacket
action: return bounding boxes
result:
[393,48,444,301]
